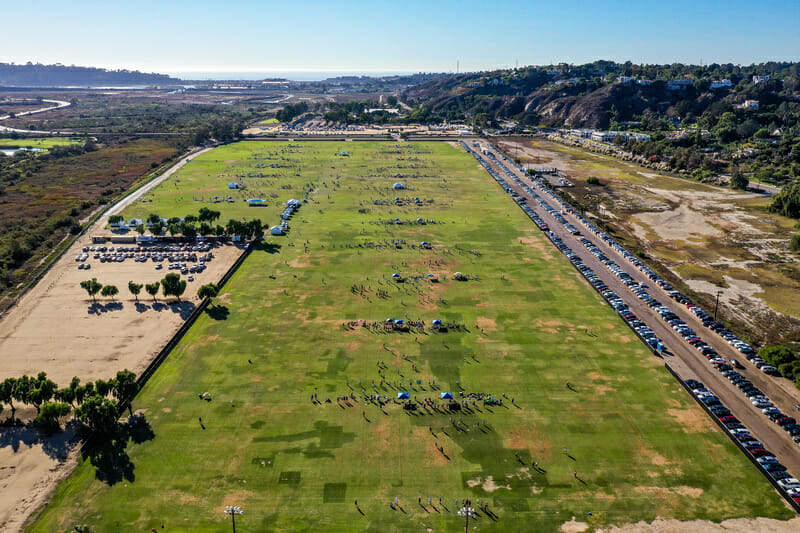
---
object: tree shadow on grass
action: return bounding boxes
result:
[206,304,230,321]
[255,242,282,255]
[82,414,155,486]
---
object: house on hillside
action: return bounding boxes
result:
[710,79,732,89]
[753,75,770,84]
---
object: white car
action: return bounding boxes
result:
[777,478,800,490]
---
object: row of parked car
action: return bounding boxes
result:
[480,144,800,504]
[686,379,800,502]
[491,146,781,383]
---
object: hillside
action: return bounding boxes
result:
[0,62,179,87]
[401,61,800,132]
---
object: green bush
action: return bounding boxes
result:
[586,176,601,185]
[769,181,800,218]
[790,234,800,252]
[759,345,800,382]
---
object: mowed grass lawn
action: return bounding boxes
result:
[30,142,789,532]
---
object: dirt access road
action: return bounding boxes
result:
[478,142,800,506]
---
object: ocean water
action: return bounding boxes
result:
[166,71,417,82]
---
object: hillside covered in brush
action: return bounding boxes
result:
[400,61,800,132]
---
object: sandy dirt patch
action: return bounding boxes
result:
[465,475,511,492]
[560,517,590,532]
[667,408,715,433]
[602,516,800,532]
[0,426,80,533]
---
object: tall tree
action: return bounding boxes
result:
[101,284,119,301]
[197,283,219,303]
[80,278,103,302]
[112,370,139,415]
[76,395,120,435]
[161,273,186,302]
[0,378,17,422]
[730,170,749,190]
[128,281,143,302]
[145,281,160,302]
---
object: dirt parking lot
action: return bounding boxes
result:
[0,236,245,385]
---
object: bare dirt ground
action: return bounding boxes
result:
[498,138,800,340]
[598,516,800,532]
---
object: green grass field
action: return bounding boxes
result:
[30,141,789,532]
[0,136,85,151]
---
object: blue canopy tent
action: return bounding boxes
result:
[392,273,401,278]
[440,392,453,399]
[432,319,443,326]
[394,319,404,325]
[397,392,410,400]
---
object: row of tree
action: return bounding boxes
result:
[82,273,194,303]
[0,370,138,433]
[107,211,262,240]
[83,277,220,306]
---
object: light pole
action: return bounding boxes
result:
[458,505,478,532]
[714,290,723,321]
[224,505,243,533]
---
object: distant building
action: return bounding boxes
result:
[667,79,693,90]
[743,100,759,109]
[636,79,653,86]
[591,131,617,143]
[753,75,770,84]
[710,79,732,89]
[617,76,633,83]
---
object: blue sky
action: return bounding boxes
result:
[1,0,798,76]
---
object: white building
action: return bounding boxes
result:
[753,75,770,84]
[710,79,732,89]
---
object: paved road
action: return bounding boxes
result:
[0,99,71,134]
[477,142,800,483]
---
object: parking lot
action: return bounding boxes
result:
[75,241,217,283]
[468,140,800,507]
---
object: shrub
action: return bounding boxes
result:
[790,234,800,252]
[586,176,601,185]
[759,345,797,369]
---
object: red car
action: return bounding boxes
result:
[778,417,797,427]
[750,448,772,457]
[720,416,739,424]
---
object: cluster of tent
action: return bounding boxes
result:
[271,199,301,236]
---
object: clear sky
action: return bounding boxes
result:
[1,0,798,77]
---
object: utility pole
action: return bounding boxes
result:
[714,290,723,321]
